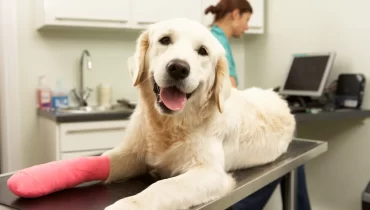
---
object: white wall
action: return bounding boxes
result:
[244,1,370,210]
[1,0,21,173]
[13,0,247,170]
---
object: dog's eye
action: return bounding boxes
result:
[159,36,172,45]
[197,46,208,56]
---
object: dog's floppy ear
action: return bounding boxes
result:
[214,56,232,113]
[131,30,149,86]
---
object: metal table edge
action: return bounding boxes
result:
[194,139,328,210]
[0,139,328,210]
[0,172,17,178]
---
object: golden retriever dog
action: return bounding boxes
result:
[103,18,296,210]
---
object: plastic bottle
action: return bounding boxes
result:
[98,83,112,106]
[37,75,52,109]
[51,80,69,109]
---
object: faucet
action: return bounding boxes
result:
[72,50,93,106]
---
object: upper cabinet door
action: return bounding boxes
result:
[45,0,130,23]
[247,0,264,31]
[168,0,202,22]
[132,0,202,25]
[132,0,170,24]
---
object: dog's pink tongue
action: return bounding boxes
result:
[160,87,187,111]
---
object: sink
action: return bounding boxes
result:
[57,104,130,114]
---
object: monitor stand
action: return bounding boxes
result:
[286,95,313,109]
[286,96,323,109]
[286,95,331,110]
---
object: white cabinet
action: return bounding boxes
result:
[36,0,264,34]
[38,117,128,162]
[59,121,128,152]
[132,0,202,25]
[167,0,203,23]
[36,0,130,29]
[247,0,264,33]
[131,0,169,25]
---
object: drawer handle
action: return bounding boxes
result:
[66,127,125,134]
[137,21,156,25]
[55,17,128,24]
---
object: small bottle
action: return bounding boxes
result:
[51,80,69,109]
[37,75,52,109]
[98,83,112,106]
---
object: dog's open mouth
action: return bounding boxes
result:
[153,81,192,112]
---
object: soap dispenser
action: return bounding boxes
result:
[37,75,52,109]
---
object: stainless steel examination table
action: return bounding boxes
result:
[0,138,327,210]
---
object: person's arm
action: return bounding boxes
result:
[211,31,239,88]
[229,76,237,88]
[223,45,238,88]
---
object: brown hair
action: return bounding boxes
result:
[205,0,253,23]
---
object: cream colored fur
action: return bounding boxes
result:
[103,18,296,210]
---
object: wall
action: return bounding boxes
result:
[14,0,247,169]
[243,0,370,210]
[1,0,21,173]
[0,0,2,173]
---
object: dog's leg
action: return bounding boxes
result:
[105,140,235,210]
[105,167,235,210]
[102,113,147,183]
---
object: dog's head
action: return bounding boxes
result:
[129,18,232,115]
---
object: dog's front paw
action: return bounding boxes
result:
[104,197,147,210]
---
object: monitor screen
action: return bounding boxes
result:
[280,52,335,96]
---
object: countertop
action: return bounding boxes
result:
[0,139,327,210]
[37,106,134,123]
[294,108,370,123]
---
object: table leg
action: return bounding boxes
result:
[283,169,297,210]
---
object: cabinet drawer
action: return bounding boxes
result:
[61,149,108,160]
[59,120,128,152]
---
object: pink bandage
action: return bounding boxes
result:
[7,156,110,198]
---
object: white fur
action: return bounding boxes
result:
[104,18,296,210]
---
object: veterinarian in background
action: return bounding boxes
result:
[205,0,311,209]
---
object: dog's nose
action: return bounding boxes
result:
[166,59,190,80]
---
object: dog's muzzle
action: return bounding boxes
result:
[151,59,195,114]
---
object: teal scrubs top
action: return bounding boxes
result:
[210,25,238,86]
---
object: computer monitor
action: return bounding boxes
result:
[279,52,336,97]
